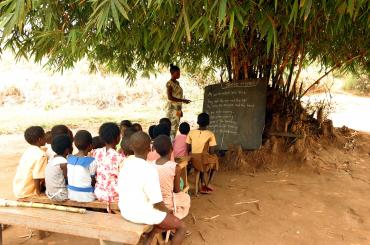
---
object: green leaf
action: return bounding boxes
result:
[190,17,203,31]
[289,0,298,24]
[114,0,129,20]
[304,0,312,21]
[218,0,227,26]
[111,0,121,30]
[229,10,234,38]
[347,0,354,17]
[274,0,278,12]
[337,2,347,14]
[171,13,183,42]
[182,5,191,42]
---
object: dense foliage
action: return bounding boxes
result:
[0,0,368,90]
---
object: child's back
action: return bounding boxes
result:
[187,129,216,153]
[118,132,166,225]
[173,121,190,158]
[45,135,72,202]
[93,122,123,202]
[67,155,96,202]
[67,130,96,202]
[13,126,47,198]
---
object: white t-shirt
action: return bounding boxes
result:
[118,156,166,225]
[45,156,68,199]
[45,144,56,160]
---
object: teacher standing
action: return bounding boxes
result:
[166,64,191,138]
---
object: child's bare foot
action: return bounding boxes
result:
[200,186,212,194]
[206,185,214,192]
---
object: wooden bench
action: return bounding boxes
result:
[18,194,119,212]
[0,206,151,245]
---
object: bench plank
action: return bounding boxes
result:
[18,195,119,211]
[0,207,150,244]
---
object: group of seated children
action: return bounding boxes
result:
[13,112,218,245]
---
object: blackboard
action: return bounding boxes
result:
[203,80,267,150]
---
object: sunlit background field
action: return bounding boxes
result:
[0,51,369,134]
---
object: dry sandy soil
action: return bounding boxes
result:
[0,130,369,245]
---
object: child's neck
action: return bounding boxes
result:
[156,155,170,165]
[56,154,68,158]
[75,150,89,157]
[105,144,116,151]
[198,126,207,130]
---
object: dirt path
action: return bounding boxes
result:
[1,133,370,244]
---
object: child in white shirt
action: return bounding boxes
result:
[118,132,186,245]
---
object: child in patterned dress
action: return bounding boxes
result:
[93,122,124,202]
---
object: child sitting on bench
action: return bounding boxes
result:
[187,113,219,194]
[118,132,186,245]
[45,134,72,201]
[46,125,73,160]
[13,126,48,198]
[67,130,96,202]
[93,122,123,202]
[154,135,190,219]
[173,122,190,158]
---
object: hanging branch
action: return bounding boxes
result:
[299,54,364,99]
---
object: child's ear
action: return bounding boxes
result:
[87,144,93,152]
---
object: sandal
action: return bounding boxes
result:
[206,186,214,192]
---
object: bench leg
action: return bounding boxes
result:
[194,171,200,196]
[0,224,3,245]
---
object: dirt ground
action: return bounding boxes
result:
[0,131,369,245]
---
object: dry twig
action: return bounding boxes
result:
[231,211,249,217]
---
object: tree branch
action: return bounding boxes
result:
[299,54,364,99]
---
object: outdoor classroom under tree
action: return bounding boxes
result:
[0,1,368,243]
[0,1,367,150]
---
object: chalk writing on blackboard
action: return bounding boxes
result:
[203,80,267,150]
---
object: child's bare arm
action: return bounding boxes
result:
[154,202,171,213]
[209,146,216,154]
[34,179,44,195]
[60,163,67,179]
[173,166,182,193]
[187,143,191,153]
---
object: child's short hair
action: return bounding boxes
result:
[24,126,45,145]
[153,135,172,157]
[99,122,120,144]
[148,125,156,139]
[159,118,171,129]
[197,113,210,127]
[51,134,72,155]
[124,127,138,137]
[132,123,143,132]
[45,131,52,144]
[153,124,171,138]
[120,120,132,129]
[92,136,104,149]
[51,125,69,140]
[120,135,134,156]
[130,132,151,155]
[74,130,93,150]
[179,122,190,135]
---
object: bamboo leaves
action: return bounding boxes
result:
[0,0,368,82]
